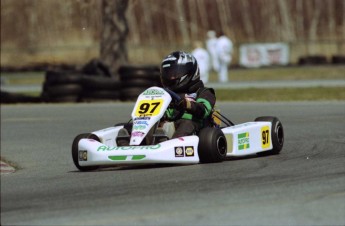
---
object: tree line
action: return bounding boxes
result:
[1,0,344,67]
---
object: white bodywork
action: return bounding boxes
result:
[222,122,272,156]
[77,87,274,167]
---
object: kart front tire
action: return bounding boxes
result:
[198,127,227,163]
[72,133,99,171]
[255,116,284,155]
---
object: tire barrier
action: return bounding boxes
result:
[80,76,121,102]
[331,55,345,65]
[1,63,76,73]
[118,65,161,101]
[41,70,84,103]
[298,55,328,65]
[2,63,162,104]
[81,59,113,77]
[1,90,41,104]
[41,58,122,103]
[41,71,122,103]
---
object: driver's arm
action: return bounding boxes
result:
[178,89,216,120]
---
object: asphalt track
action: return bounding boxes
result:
[1,101,345,226]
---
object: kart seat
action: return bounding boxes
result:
[153,128,169,144]
[116,128,130,146]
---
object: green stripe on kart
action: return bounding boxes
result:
[109,156,127,160]
[132,155,146,160]
[238,132,249,139]
[108,155,146,161]
[238,144,250,150]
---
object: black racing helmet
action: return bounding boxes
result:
[160,51,200,92]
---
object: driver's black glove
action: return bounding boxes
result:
[175,93,195,111]
[175,98,186,111]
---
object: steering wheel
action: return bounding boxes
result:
[163,88,185,121]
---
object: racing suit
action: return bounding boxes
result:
[192,47,210,83]
[216,35,233,82]
[166,81,216,138]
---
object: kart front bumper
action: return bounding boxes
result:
[78,136,200,166]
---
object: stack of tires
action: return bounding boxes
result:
[41,70,83,103]
[81,76,121,102]
[79,59,121,102]
[298,55,328,65]
[1,91,41,104]
[331,55,345,64]
[118,65,161,101]
[41,59,122,103]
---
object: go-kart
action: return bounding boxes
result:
[72,86,284,171]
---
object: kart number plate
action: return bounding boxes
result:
[261,126,270,148]
[135,99,163,116]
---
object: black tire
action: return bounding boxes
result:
[44,83,82,97]
[48,95,80,103]
[45,70,83,85]
[1,91,42,103]
[198,127,227,163]
[298,55,327,65]
[120,73,160,81]
[331,55,345,64]
[255,116,284,155]
[119,65,160,80]
[121,78,157,88]
[81,90,119,100]
[81,59,112,77]
[81,76,121,90]
[120,87,147,101]
[72,133,99,171]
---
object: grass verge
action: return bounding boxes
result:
[216,87,345,101]
[208,65,345,82]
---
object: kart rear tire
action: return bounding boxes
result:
[255,116,284,155]
[198,127,227,163]
[72,133,99,171]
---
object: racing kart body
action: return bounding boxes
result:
[72,86,284,171]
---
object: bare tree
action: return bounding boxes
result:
[100,0,129,78]
[240,0,255,42]
[176,0,190,46]
[278,0,295,42]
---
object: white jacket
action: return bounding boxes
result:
[216,36,233,64]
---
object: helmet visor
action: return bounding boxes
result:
[161,76,179,89]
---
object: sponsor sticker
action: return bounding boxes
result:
[185,146,194,157]
[238,132,250,150]
[79,151,87,161]
[133,120,149,126]
[97,144,161,151]
[134,116,151,120]
[131,131,145,137]
[175,146,184,157]
[142,89,165,96]
[133,125,146,130]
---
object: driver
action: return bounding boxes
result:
[160,51,216,138]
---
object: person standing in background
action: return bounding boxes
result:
[206,30,219,73]
[216,31,233,82]
[192,41,210,83]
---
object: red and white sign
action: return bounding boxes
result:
[240,43,289,68]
